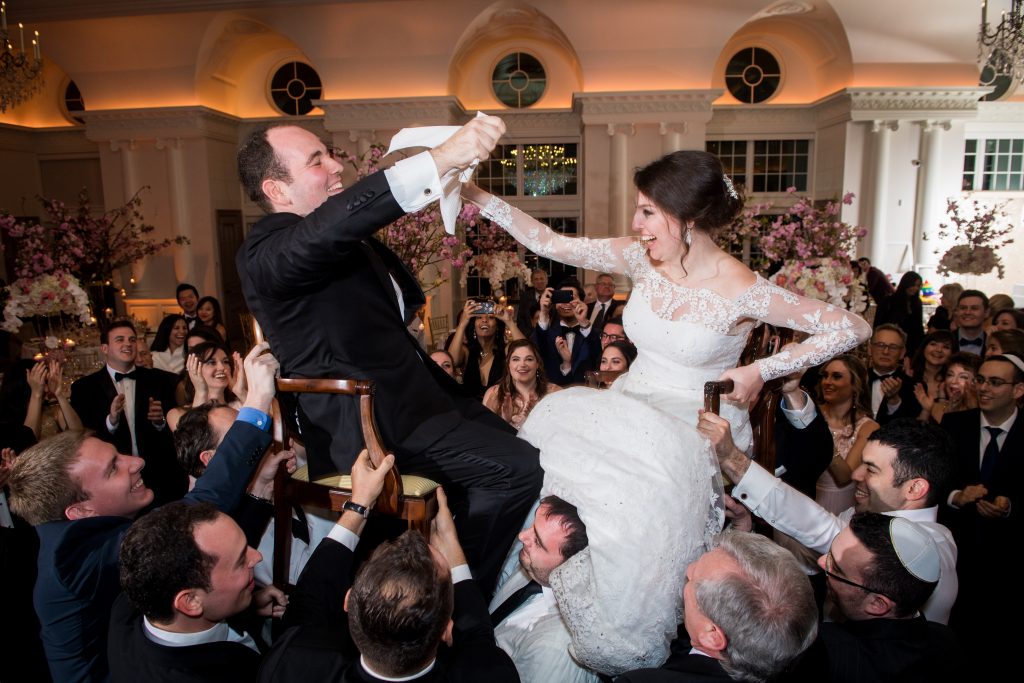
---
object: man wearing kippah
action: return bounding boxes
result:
[816,514,964,682]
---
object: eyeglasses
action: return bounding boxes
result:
[870,341,904,353]
[974,375,1019,388]
[600,333,626,342]
[821,548,895,601]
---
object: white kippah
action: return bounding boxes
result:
[994,352,1024,375]
[889,517,940,583]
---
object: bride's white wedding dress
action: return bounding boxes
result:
[480,197,870,675]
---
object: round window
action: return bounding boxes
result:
[979,56,1014,102]
[725,47,782,104]
[492,52,546,108]
[269,62,323,116]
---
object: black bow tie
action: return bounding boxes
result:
[559,325,581,337]
[114,370,139,382]
[868,370,893,384]
[960,337,983,348]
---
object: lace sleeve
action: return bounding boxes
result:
[480,195,634,275]
[737,280,871,382]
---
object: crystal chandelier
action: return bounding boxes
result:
[0,1,43,113]
[979,0,1024,84]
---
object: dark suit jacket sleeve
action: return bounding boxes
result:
[283,537,354,631]
[447,579,520,682]
[874,375,921,425]
[71,372,115,435]
[243,172,405,295]
[184,421,271,513]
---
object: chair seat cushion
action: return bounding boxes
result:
[291,465,439,497]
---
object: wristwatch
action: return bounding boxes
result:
[342,500,370,519]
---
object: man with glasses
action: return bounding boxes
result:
[598,316,628,350]
[866,324,920,424]
[699,414,958,623]
[587,273,621,335]
[817,514,964,681]
[940,353,1023,666]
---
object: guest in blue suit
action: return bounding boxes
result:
[6,343,280,683]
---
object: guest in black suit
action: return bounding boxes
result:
[516,268,548,334]
[6,345,279,683]
[71,320,185,505]
[236,119,540,595]
[940,353,1023,673]
[109,501,286,682]
[857,257,894,307]
[619,532,818,683]
[586,272,622,336]
[177,283,201,330]
[867,324,920,424]
[953,290,989,354]
[815,514,965,683]
[531,279,600,386]
[259,481,519,683]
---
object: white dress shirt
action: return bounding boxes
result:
[731,460,958,624]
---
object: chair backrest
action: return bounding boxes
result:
[703,323,795,473]
[274,377,404,514]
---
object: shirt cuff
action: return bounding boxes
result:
[328,524,361,552]
[106,415,118,433]
[779,392,817,429]
[947,490,962,509]
[886,399,901,415]
[450,564,472,584]
[236,407,271,432]
[383,151,442,213]
[731,460,777,511]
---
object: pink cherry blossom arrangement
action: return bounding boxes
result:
[2,271,92,333]
[335,144,527,293]
[0,188,189,285]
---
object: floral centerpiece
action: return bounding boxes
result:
[731,188,868,309]
[933,199,1014,279]
[2,271,92,333]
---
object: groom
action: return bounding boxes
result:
[235,116,541,593]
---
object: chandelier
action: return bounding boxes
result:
[0,1,43,113]
[979,0,1024,84]
[501,145,578,197]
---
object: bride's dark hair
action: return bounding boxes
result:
[633,151,745,234]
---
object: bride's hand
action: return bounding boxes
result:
[718,364,764,404]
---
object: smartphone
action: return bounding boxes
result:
[551,290,574,305]
[471,298,496,315]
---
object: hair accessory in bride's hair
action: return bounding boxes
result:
[723,175,739,200]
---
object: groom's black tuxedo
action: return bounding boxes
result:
[70,365,183,504]
[237,169,540,593]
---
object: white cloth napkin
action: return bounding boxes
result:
[386,111,488,234]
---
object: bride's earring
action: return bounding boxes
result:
[684,225,693,246]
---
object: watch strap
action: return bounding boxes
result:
[343,500,370,518]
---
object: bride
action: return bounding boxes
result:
[463,151,870,675]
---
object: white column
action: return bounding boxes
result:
[912,120,950,277]
[348,129,376,157]
[157,138,193,284]
[868,120,898,268]
[659,122,687,155]
[608,123,634,237]
[111,139,138,290]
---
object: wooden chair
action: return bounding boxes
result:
[584,369,625,389]
[271,377,440,590]
[703,323,795,477]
